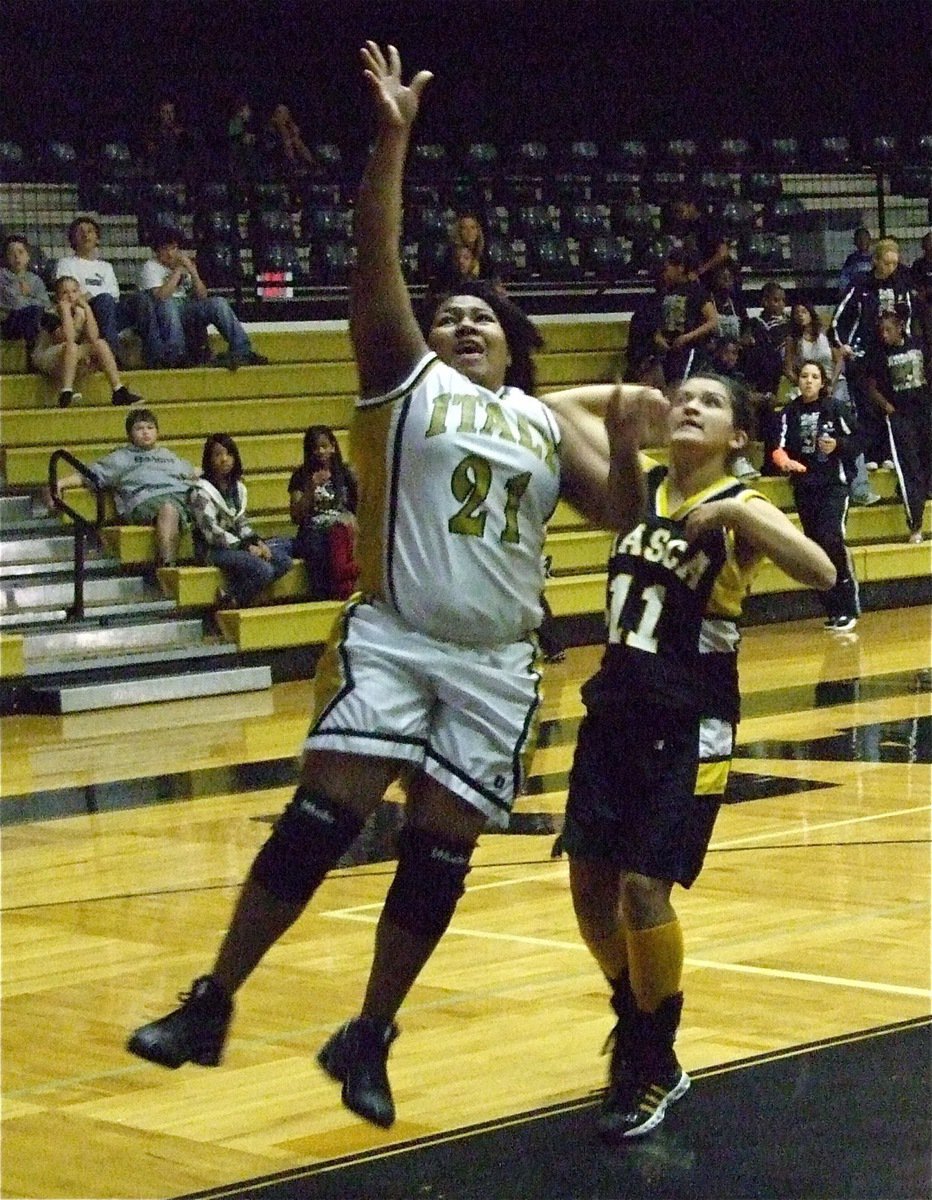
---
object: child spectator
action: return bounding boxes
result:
[287,424,359,600]
[55,216,140,365]
[865,311,931,543]
[0,234,50,357]
[32,276,142,408]
[53,408,197,566]
[773,361,860,630]
[189,434,292,608]
[138,228,267,369]
[740,280,789,397]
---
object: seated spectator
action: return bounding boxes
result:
[838,227,873,297]
[52,407,196,566]
[0,234,50,358]
[189,434,292,607]
[450,213,486,277]
[55,216,145,366]
[287,424,359,600]
[144,97,189,180]
[262,103,318,182]
[32,276,142,408]
[138,228,268,369]
[865,310,931,543]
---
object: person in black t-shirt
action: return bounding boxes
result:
[910,230,932,375]
[865,311,931,541]
[634,247,718,388]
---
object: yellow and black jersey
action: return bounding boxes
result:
[350,353,561,647]
[583,464,763,723]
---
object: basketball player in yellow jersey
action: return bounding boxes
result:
[545,374,835,1139]
[127,41,667,1129]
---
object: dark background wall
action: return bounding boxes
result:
[2,0,930,155]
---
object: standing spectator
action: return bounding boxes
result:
[32,276,142,408]
[227,95,259,198]
[189,434,292,608]
[138,228,268,369]
[832,237,914,472]
[640,247,719,388]
[144,97,188,180]
[773,361,860,630]
[52,408,196,567]
[0,234,50,357]
[546,372,834,1139]
[450,213,486,278]
[837,226,873,296]
[910,230,932,374]
[707,260,748,346]
[662,195,734,282]
[865,311,931,543]
[287,424,359,600]
[55,216,142,365]
[784,300,841,383]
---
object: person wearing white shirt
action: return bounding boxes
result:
[54,215,141,363]
[137,228,266,369]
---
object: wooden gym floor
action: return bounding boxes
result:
[1,605,930,1199]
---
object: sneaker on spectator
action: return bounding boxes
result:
[851,492,881,507]
[881,459,895,470]
[57,389,74,408]
[908,530,924,544]
[826,615,857,632]
[865,461,879,471]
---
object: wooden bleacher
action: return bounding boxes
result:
[1,318,929,668]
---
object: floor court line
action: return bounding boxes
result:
[321,913,928,1000]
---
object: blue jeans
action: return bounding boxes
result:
[145,295,252,365]
[1,305,44,350]
[90,293,143,361]
[209,543,292,606]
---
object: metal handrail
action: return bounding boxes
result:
[48,449,107,622]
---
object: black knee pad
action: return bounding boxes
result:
[382,826,474,938]
[250,786,364,905]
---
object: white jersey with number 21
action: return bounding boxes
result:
[351,354,561,648]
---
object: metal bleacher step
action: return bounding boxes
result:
[19,618,223,676]
[1,574,164,614]
[27,664,273,714]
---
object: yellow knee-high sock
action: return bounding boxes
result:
[626,920,684,1013]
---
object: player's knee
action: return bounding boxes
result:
[382,825,473,938]
[250,785,364,906]
[620,871,669,926]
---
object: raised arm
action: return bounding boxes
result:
[543,383,668,529]
[350,42,433,397]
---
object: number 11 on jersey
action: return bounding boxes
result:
[607,573,666,653]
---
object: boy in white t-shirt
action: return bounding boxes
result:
[138,228,267,370]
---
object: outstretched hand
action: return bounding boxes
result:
[360,41,433,131]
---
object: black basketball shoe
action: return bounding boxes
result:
[317,1016,399,1127]
[127,976,232,1068]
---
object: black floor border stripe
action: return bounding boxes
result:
[3,666,928,826]
[172,1015,932,1200]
